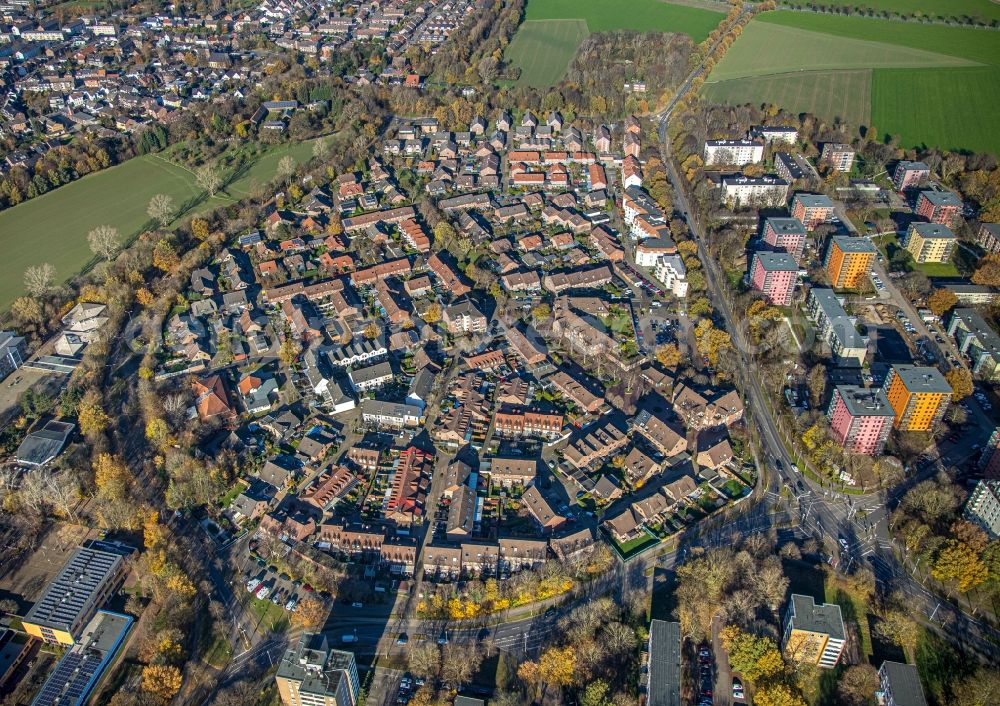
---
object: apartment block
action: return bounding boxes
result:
[915,190,961,227]
[0,331,26,382]
[646,620,681,706]
[947,307,1000,380]
[749,251,798,305]
[762,217,807,263]
[276,634,359,706]
[882,364,951,432]
[791,193,835,230]
[775,152,805,182]
[964,479,1000,539]
[892,160,929,191]
[877,661,928,706]
[782,594,846,668]
[979,427,1000,479]
[22,543,132,645]
[820,143,855,172]
[905,222,956,264]
[976,223,1000,255]
[827,385,894,455]
[825,236,877,289]
[806,288,868,365]
[720,175,789,207]
[703,139,763,166]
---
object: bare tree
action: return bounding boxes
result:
[441,644,480,687]
[312,138,331,161]
[88,225,121,261]
[147,194,175,227]
[407,643,441,680]
[24,262,56,296]
[196,164,222,197]
[277,155,297,182]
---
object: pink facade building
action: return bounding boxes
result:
[749,251,798,306]
[827,385,894,456]
[892,160,930,191]
[763,217,807,263]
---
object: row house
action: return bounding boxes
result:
[493,409,564,439]
[300,465,359,511]
[563,417,629,469]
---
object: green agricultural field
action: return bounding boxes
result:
[0,139,321,310]
[759,11,1000,66]
[524,0,725,39]
[708,21,975,82]
[703,69,872,129]
[872,66,1000,156]
[798,0,1000,23]
[505,20,590,87]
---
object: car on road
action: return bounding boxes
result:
[351,602,364,608]
[397,633,408,645]
[839,537,850,553]
[733,679,745,700]
[437,631,449,645]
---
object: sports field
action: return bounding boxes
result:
[703,69,872,129]
[703,11,1000,155]
[797,0,1000,23]
[505,0,726,87]
[708,22,975,82]
[506,20,590,87]
[871,67,1000,156]
[0,140,318,310]
[524,0,725,38]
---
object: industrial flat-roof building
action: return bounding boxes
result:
[22,543,132,645]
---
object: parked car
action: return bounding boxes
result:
[255,584,270,600]
[246,578,261,593]
[351,602,364,608]
[733,679,745,700]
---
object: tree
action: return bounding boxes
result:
[408,643,441,680]
[531,303,551,322]
[538,646,576,687]
[24,262,56,296]
[441,644,481,687]
[973,253,1000,287]
[278,337,301,366]
[147,194,175,227]
[655,343,681,367]
[926,288,958,317]
[721,626,784,684]
[423,304,442,324]
[363,323,380,339]
[951,667,1000,706]
[152,239,179,272]
[873,610,918,659]
[78,401,111,437]
[88,225,121,261]
[11,296,43,325]
[312,138,331,161]
[94,453,132,501]
[292,596,327,629]
[196,164,222,196]
[932,539,988,592]
[945,368,973,401]
[836,664,879,706]
[754,683,808,706]
[191,218,210,241]
[581,679,612,706]
[142,664,182,700]
[807,363,828,408]
[277,155,297,182]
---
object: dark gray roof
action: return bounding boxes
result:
[831,236,877,254]
[789,594,846,640]
[880,661,928,706]
[890,365,952,395]
[766,216,807,236]
[919,190,961,207]
[910,222,955,239]
[754,251,798,271]
[834,385,894,417]
[15,420,74,466]
[648,619,681,706]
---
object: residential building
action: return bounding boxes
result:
[979,427,1000,478]
[749,251,798,305]
[827,385,894,455]
[915,190,961,227]
[965,479,1000,539]
[947,308,1000,380]
[892,161,929,191]
[0,331,27,381]
[976,223,1000,255]
[30,611,133,706]
[563,417,629,469]
[485,457,537,487]
[775,152,805,182]
[443,299,487,334]
[631,410,687,457]
[703,139,763,166]
[904,222,956,264]
[806,288,869,365]
[22,543,132,645]
[275,633,359,706]
[763,217,807,262]
[882,365,951,432]
[360,400,421,428]
[754,125,798,144]
[821,143,855,172]
[781,594,846,668]
[653,255,689,297]
[521,484,565,530]
[348,361,394,393]
[646,620,681,706]
[791,193,835,230]
[720,175,789,207]
[876,661,928,706]
[493,410,563,439]
[825,236,877,289]
[15,420,75,467]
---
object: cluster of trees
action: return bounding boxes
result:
[891,473,1000,599]
[786,3,1000,28]
[722,626,809,706]
[0,136,121,209]
[425,0,525,85]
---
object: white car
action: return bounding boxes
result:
[246,578,261,593]
[285,597,298,612]
[255,584,271,600]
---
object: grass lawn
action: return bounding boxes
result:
[0,139,320,311]
[758,11,1000,66]
[872,66,1000,155]
[524,0,725,40]
[914,260,961,278]
[707,21,975,82]
[247,596,289,633]
[703,69,872,128]
[219,479,249,509]
[797,0,1000,23]
[608,528,661,560]
[505,20,590,87]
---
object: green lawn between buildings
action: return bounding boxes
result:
[702,11,1000,156]
[0,139,318,311]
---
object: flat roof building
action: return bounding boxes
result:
[948,308,1000,381]
[965,479,1000,539]
[877,661,928,706]
[276,633,359,706]
[782,594,846,669]
[646,620,681,706]
[825,236,877,290]
[806,288,868,366]
[905,222,956,264]
[750,251,798,305]
[22,543,132,645]
[828,385,894,456]
[882,365,951,432]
